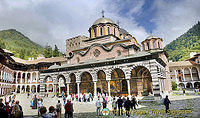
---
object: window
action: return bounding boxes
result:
[107,27,110,35]
[153,41,155,49]
[100,27,103,36]
[93,49,101,57]
[76,57,80,63]
[147,42,150,50]
[117,50,121,56]
[158,41,160,48]
[93,28,96,37]
[114,28,116,35]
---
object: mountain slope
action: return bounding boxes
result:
[164,21,200,61]
[0,29,44,60]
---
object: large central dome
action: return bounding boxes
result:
[93,17,115,25]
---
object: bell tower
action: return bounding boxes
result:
[141,35,163,51]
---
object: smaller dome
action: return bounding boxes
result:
[48,64,60,69]
[146,35,158,39]
[93,17,115,25]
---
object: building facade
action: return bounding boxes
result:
[169,53,200,89]
[40,16,172,100]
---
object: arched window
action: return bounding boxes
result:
[153,40,155,49]
[114,28,116,35]
[158,41,160,48]
[93,28,96,37]
[76,57,80,63]
[100,27,103,36]
[107,27,110,35]
[147,42,150,50]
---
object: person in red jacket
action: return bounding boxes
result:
[65,100,73,118]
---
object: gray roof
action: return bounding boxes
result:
[93,17,115,25]
[119,28,129,35]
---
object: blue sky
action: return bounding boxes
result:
[0,0,199,52]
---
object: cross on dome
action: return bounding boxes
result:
[101,10,105,18]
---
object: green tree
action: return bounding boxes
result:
[171,81,177,90]
[53,45,60,57]
[43,45,53,58]
[19,49,25,59]
[0,38,6,49]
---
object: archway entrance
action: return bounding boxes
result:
[194,82,200,89]
[69,73,77,94]
[57,75,66,94]
[96,70,108,94]
[80,72,94,94]
[26,85,30,92]
[130,66,152,96]
[111,68,127,96]
[31,85,36,93]
[17,86,20,93]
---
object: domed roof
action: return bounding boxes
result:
[48,63,60,69]
[146,35,158,39]
[119,28,129,35]
[93,17,115,25]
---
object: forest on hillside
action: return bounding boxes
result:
[0,29,62,60]
[164,21,200,61]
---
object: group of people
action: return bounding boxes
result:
[38,100,73,118]
[62,92,94,103]
[96,96,138,117]
[0,97,23,118]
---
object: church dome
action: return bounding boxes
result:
[93,17,115,25]
[146,35,158,39]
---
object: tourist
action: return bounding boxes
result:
[32,95,38,109]
[63,96,66,105]
[84,93,87,102]
[48,106,57,118]
[183,89,186,96]
[4,102,11,117]
[0,98,4,107]
[38,98,43,116]
[56,100,62,118]
[112,97,117,116]
[117,96,123,116]
[102,98,107,109]
[65,100,73,118]
[89,92,92,101]
[39,106,51,118]
[96,98,101,116]
[131,97,138,110]
[124,97,131,117]
[0,103,8,118]
[11,101,23,118]
[9,96,12,103]
[163,95,171,113]
[80,93,83,102]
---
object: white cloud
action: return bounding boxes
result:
[0,0,149,52]
[1,0,198,52]
[152,0,200,46]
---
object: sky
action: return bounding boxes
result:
[0,0,199,52]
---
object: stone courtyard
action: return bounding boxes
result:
[1,90,199,118]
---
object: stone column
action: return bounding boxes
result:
[93,81,97,97]
[107,80,111,96]
[25,72,27,84]
[174,69,179,83]
[20,72,23,84]
[189,68,194,81]
[30,72,33,83]
[126,79,131,97]
[182,68,186,82]
[67,83,69,96]
[15,72,18,83]
[77,82,80,97]
[0,71,3,80]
